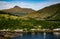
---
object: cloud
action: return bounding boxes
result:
[0,1,60,10]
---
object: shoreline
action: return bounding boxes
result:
[0,29,60,32]
[0,30,60,38]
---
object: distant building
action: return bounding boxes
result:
[14,29,23,32]
[30,29,36,31]
[0,29,10,31]
[53,28,60,31]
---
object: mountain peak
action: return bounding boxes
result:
[14,6,21,8]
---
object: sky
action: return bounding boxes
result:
[0,0,60,10]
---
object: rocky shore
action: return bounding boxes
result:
[0,29,60,38]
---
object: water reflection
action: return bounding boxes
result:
[54,32,60,39]
[54,32,60,35]
[44,32,46,39]
[11,32,60,39]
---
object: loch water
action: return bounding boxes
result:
[11,32,60,39]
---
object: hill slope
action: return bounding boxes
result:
[27,3,60,20]
[0,6,35,16]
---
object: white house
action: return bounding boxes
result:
[0,29,10,31]
[53,28,60,31]
[14,29,23,32]
[30,29,36,31]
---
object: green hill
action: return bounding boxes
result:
[27,3,60,20]
[0,6,35,16]
[0,3,60,30]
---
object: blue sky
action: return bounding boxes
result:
[0,0,60,10]
[0,0,42,1]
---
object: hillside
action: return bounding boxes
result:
[27,3,60,20]
[0,6,35,16]
[0,11,20,20]
[0,11,60,30]
[0,4,60,31]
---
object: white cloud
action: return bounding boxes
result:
[0,1,60,10]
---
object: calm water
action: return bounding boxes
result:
[11,32,60,39]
